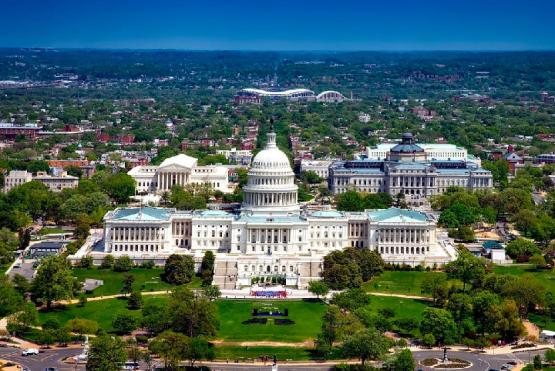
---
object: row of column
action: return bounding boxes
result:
[111,226,162,241]
[249,228,289,244]
[245,191,296,206]
[158,171,189,191]
[378,228,429,244]
[392,176,434,188]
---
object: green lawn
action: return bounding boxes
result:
[529,313,555,331]
[368,295,429,319]
[492,264,555,293]
[39,227,66,235]
[71,268,201,297]
[39,296,164,332]
[214,346,315,361]
[216,300,326,342]
[362,271,447,296]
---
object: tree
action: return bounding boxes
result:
[163,254,195,285]
[168,286,218,337]
[128,290,143,310]
[493,299,524,341]
[6,302,38,334]
[99,172,136,205]
[112,312,138,335]
[422,333,436,348]
[445,250,485,291]
[202,285,221,301]
[341,329,390,366]
[308,280,329,300]
[0,227,19,266]
[472,291,501,336]
[187,337,214,366]
[421,273,449,307]
[529,254,546,269]
[336,191,365,212]
[331,288,371,311]
[355,249,384,281]
[0,276,24,317]
[121,274,135,294]
[392,349,416,371]
[113,255,133,272]
[80,255,94,268]
[301,170,323,184]
[148,330,189,370]
[200,250,215,286]
[101,254,114,269]
[506,238,541,259]
[31,255,74,309]
[170,185,207,210]
[420,308,458,345]
[142,302,171,335]
[64,318,99,336]
[544,349,555,363]
[87,335,127,371]
[533,354,542,370]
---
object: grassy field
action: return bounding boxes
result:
[39,296,164,332]
[529,313,555,331]
[362,270,447,296]
[216,300,326,342]
[368,295,429,319]
[214,346,315,361]
[492,264,555,293]
[39,227,66,235]
[39,294,430,340]
[71,267,201,297]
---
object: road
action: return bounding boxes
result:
[0,347,549,371]
[0,347,83,371]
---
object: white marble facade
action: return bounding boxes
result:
[103,131,455,288]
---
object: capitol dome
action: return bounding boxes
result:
[242,131,299,215]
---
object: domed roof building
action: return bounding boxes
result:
[388,133,426,162]
[242,131,299,215]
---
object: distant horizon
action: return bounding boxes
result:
[2,47,555,53]
[3,0,555,51]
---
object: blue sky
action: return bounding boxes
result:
[2,0,555,50]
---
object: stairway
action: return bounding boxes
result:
[212,258,238,289]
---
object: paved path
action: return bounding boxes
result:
[56,288,431,305]
[0,347,83,371]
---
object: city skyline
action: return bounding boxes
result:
[2,0,555,51]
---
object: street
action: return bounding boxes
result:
[0,347,84,371]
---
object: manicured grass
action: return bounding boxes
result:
[368,295,429,319]
[71,267,201,297]
[39,227,66,235]
[362,270,447,296]
[39,296,165,332]
[492,264,555,293]
[214,346,315,361]
[216,300,326,342]
[529,313,555,331]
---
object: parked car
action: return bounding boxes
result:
[21,348,39,356]
[122,361,139,370]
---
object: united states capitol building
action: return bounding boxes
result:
[100,131,456,289]
[329,133,493,205]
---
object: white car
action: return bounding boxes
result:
[22,348,39,356]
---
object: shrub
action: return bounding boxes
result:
[100,255,114,269]
[112,313,138,335]
[113,255,133,272]
[80,255,93,268]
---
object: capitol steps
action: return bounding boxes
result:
[212,259,238,289]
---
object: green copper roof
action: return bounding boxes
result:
[367,208,428,223]
[112,207,171,221]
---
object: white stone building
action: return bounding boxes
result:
[101,131,455,289]
[3,170,78,192]
[128,154,231,195]
[330,133,492,205]
[300,159,333,180]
